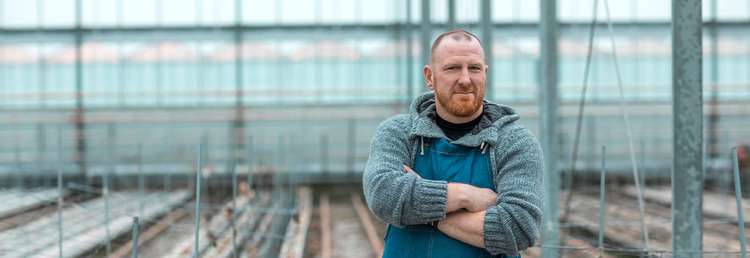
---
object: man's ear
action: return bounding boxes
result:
[424,65,434,90]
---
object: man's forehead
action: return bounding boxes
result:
[434,39,485,63]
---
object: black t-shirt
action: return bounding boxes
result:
[435,113,483,141]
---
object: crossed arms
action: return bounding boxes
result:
[405,165,497,248]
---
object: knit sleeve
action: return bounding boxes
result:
[483,126,544,256]
[362,115,448,227]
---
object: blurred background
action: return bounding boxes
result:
[0,0,749,257]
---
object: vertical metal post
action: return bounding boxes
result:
[733,147,747,258]
[74,0,86,175]
[447,0,455,29]
[481,0,492,100]
[138,143,144,219]
[539,0,560,256]
[420,0,431,68]
[247,136,253,194]
[671,0,703,256]
[194,144,202,258]
[708,0,719,163]
[347,119,355,174]
[37,123,46,182]
[231,155,237,258]
[15,147,23,189]
[105,123,114,257]
[602,0,650,251]
[57,126,64,258]
[321,134,329,177]
[233,0,245,163]
[132,217,139,258]
[155,0,163,106]
[406,0,413,106]
[598,146,606,257]
[163,136,170,194]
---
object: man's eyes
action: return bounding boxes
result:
[445,66,481,70]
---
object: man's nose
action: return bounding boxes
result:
[457,68,471,86]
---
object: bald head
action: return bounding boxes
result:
[429,30,484,65]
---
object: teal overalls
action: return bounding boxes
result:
[382,137,518,258]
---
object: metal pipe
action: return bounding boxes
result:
[598,146,606,257]
[481,0,492,99]
[105,123,114,257]
[233,0,245,163]
[194,144,202,258]
[562,0,599,225]
[406,0,413,107]
[247,136,253,197]
[132,217,139,258]
[539,0,560,256]
[231,155,238,258]
[138,143,144,219]
[57,126,63,258]
[447,0,455,29]
[347,119,355,173]
[733,147,747,258]
[15,146,23,189]
[602,0,650,252]
[74,0,86,176]
[420,0,431,69]
[671,0,703,255]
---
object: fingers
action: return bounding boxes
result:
[403,165,422,179]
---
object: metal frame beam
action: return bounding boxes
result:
[540,0,560,256]
[481,0,493,100]
[671,0,703,256]
[3,21,749,44]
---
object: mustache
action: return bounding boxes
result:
[453,85,476,93]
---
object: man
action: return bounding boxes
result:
[363,30,544,257]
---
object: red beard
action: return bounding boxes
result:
[435,86,484,117]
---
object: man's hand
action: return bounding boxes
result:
[447,183,497,213]
[403,165,497,213]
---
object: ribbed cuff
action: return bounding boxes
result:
[483,205,519,256]
[413,179,448,222]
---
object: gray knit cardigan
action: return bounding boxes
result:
[362,92,544,256]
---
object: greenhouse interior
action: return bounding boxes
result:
[1,0,750,257]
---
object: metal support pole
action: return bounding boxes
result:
[37,123,46,183]
[15,146,23,189]
[448,0,456,29]
[733,147,747,258]
[57,126,64,258]
[406,0,414,106]
[708,0,719,162]
[598,146,606,257]
[671,0,703,256]
[347,119,355,173]
[74,0,86,175]
[540,0,560,256]
[138,143,144,219]
[233,0,245,163]
[481,0,493,100]
[132,217,139,258]
[163,137,170,194]
[420,0,431,68]
[194,144,202,258]
[321,134,329,177]
[105,123,114,257]
[231,156,238,258]
[247,136,253,195]
[602,0,650,251]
